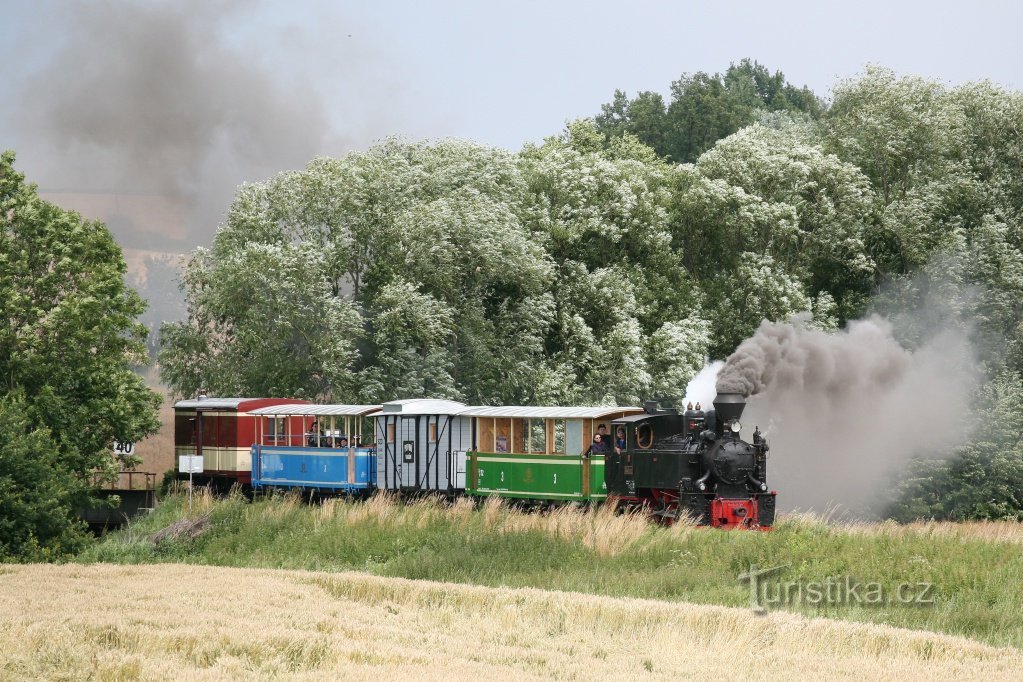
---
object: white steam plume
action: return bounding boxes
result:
[682,361,723,409]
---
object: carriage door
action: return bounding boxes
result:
[604,422,628,496]
[400,416,418,491]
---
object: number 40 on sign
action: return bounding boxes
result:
[112,439,135,456]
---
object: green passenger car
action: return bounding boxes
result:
[463,406,643,502]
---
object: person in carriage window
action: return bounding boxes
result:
[583,433,610,457]
[615,427,626,454]
[338,436,349,449]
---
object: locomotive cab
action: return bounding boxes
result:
[607,393,776,529]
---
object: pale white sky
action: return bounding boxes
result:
[1,0,1020,248]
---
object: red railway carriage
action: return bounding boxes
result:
[173,397,309,488]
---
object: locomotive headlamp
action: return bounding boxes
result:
[730,421,741,433]
[697,481,706,491]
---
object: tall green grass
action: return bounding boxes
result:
[80,490,1023,649]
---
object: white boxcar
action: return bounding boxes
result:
[374,399,472,493]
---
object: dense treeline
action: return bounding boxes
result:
[158,63,1023,521]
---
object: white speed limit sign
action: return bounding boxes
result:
[112,439,136,457]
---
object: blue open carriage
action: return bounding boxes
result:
[249,404,381,495]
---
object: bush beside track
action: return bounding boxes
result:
[80,489,1023,649]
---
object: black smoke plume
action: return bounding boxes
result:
[7,0,368,247]
[714,314,977,516]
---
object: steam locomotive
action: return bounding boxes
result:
[606,392,775,528]
[174,392,776,529]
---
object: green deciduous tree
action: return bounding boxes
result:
[0,151,160,559]
[161,140,556,405]
[522,120,710,404]
[694,121,877,322]
[596,59,823,163]
[0,393,88,561]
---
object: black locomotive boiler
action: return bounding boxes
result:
[605,392,776,528]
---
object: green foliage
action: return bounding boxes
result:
[162,133,712,406]
[0,393,90,561]
[161,140,557,404]
[521,120,707,404]
[159,242,363,399]
[817,69,1023,519]
[596,59,824,163]
[0,151,160,560]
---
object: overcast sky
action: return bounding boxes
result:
[2,0,1020,250]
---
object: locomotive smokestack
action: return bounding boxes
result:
[713,393,746,423]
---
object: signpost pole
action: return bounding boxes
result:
[178,456,202,511]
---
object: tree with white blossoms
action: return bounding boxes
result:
[162,127,716,406]
[159,242,362,400]
[824,68,981,277]
[666,118,864,354]
[520,120,711,404]
[646,318,713,401]
[819,69,1023,518]
[711,253,837,356]
[695,119,876,322]
[161,139,557,404]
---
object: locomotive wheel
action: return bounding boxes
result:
[647,489,681,525]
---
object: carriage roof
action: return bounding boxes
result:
[172,397,308,411]
[378,398,467,416]
[457,406,642,420]
[248,404,381,417]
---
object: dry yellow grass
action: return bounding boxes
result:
[1,563,1021,680]
[285,492,690,558]
[783,511,1023,545]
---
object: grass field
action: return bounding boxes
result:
[2,562,1022,680]
[81,491,1023,649]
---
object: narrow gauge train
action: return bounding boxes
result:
[173,393,776,528]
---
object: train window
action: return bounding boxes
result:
[529,419,546,454]
[495,419,510,452]
[428,422,437,442]
[387,423,395,444]
[515,418,528,452]
[552,420,566,454]
[265,417,285,445]
[636,423,655,449]
[175,415,196,446]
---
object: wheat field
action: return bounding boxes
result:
[1,563,1021,680]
